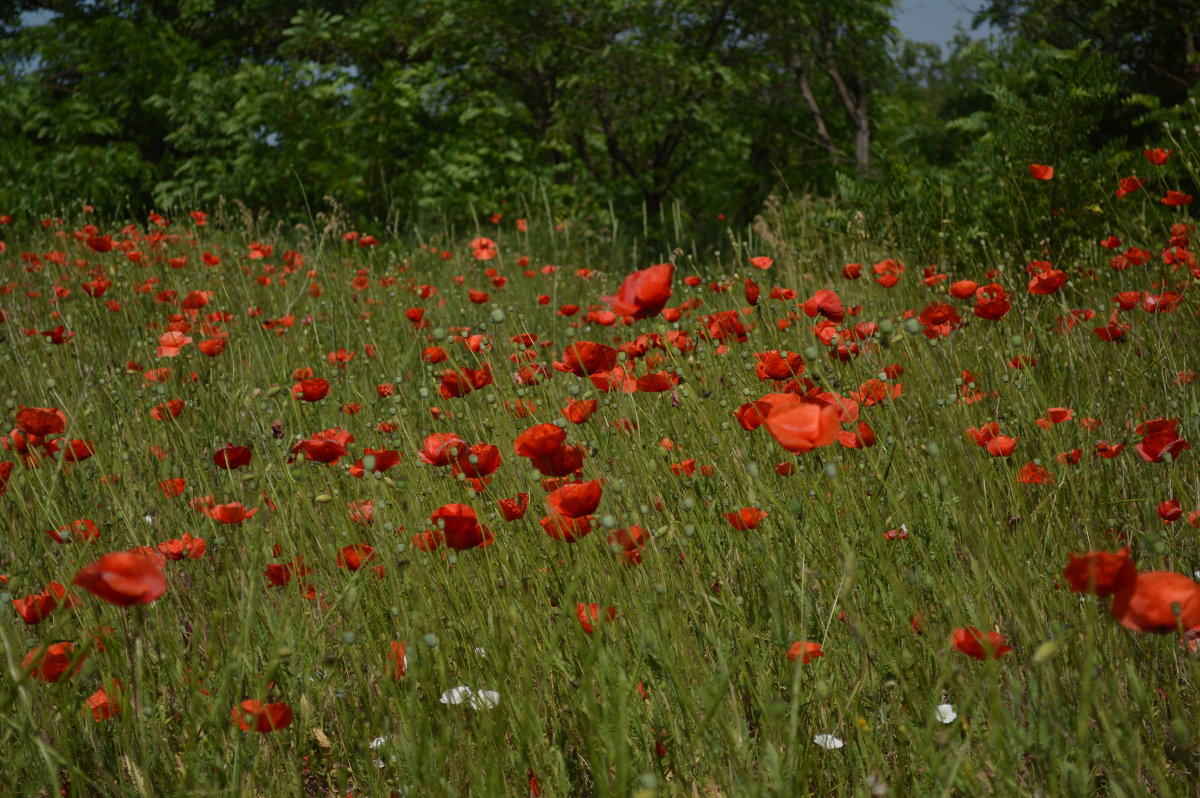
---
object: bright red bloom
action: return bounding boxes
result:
[787,641,823,664]
[86,680,123,721]
[156,532,206,560]
[546,480,603,518]
[1111,571,1200,633]
[213,444,252,470]
[514,423,567,459]
[1157,499,1183,523]
[1063,548,1137,596]
[951,627,1012,660]
[973,283,1010,320]
[576,602,616,635]
[292,378,330,401]
[233,700,294,733]
[1145,148,1171,165]
[1136,418,1190,463]
[204,501,258,524]
[498,493,530,521]
[430,503,493,550]
[982,434,1018,457]
[554,341,618,376]
[723,507,767,530]
[763,397,840,454]
[606,525,648,565]
[562,398,598,424]
[15,406,66,437]
[602,263,675,319]
[803,289,844,322]
[948,279,977,299]
[336,544,376,571]
[419,432,466,466]
[1028,163,1054,180]
[72,552,167,606]
[23,642,84,683]
[540,513,596,542]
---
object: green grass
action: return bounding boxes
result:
[0,180,1197,797]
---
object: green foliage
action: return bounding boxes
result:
[842,39,1133,264]
[0,0,896,232]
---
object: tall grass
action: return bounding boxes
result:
[0,165,1197,796]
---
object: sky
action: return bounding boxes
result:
[893,0,996,48]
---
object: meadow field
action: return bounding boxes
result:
[1,154,1198,796]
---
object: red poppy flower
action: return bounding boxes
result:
[419,432,466,466]
[46,518,101,544]
[156,532,206,560]
[546,480,603,518]
[498,493,529,521]
[842,263,862,279]
[1136,418,1190,463]
[204,501,258,524]
[72,551,167,606]
[1145,148,1171,165]
[576,602,617,634]
[23,642,84,682]
[562,399,598,424]
[233,700,294,733]
[723,507,767,530]
[803,289,845,322]
[1157,499,1183,523]
[984,435,1018,457]
[744,277,760,306]
[948,279,977,300]
[213,444,252,470]
[951,627,1012,660]
[602,263,675,319]
[430,503,493,550]
[349,448,401,478]
[1016,462,1054,484]
[1161,190,1193,207]
[540,513,596,542]
[1111,571,1200,633]
[514,423,567,459]
[763,397,840,454]
[292,378,330,401]
[1063,548,1136,595]
[15,406,66,437]
[748,256,773,270]
[969,284,1008,322]
[337,544,376,571]
[470,237,498,260]
[787,641,823,664]
[1028,163,1054,180]
[1028,269,1067,295]
[606,525,648,565]
[455,443,502,478]
[554,341,618,376]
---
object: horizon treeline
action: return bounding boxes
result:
[0,0,1196,244]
